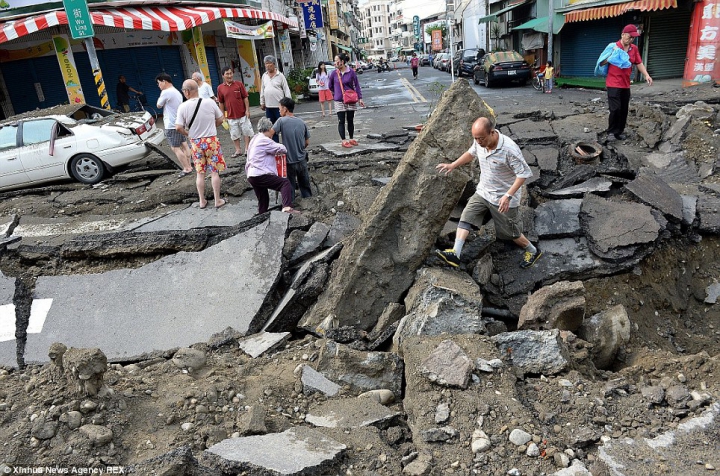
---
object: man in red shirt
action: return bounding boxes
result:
[217,66,253,158]
[604,24,653,141]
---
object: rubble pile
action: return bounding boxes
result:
[0,81,719,474]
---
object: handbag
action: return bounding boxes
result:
[336,70,358,105]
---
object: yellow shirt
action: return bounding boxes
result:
[544,66,554,79]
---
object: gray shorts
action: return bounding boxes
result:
[459,193,522,240]
[164,128,186,148]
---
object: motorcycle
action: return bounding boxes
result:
[377,62,391,73]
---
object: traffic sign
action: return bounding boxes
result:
[62,0,94,39]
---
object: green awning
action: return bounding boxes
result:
[478,0,528,23]
[513,14,565,34]
[336,44,353,52]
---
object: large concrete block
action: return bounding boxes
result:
[300,80,492,332]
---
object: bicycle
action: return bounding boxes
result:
[116,94,158,120]
[531,60,546,92]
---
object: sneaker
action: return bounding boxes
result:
[520,247,543,269]
[616,133,627,140]
[436,249,460,267]
[606,133,617,142]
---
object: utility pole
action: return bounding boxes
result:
[447,0,455,82]
[547,0,554,65]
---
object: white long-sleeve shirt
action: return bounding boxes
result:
[260,72,291,108]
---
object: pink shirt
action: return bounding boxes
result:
[245,133,287,177]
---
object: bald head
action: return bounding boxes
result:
[182,79,198,98]
[192,72,204,82]
[472,117,494,135]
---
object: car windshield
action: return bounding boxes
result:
[463,52,477,61]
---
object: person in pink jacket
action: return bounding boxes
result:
[327,53,365,148]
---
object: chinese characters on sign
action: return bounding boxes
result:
[684,0,720,85]
[301,0,324,30]
[432,29,443,52]
[62,0,94,39]
[413,15,421,40]
[328,0,339,30]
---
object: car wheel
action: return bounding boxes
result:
[483,72,491,88]
[70,154,106,185]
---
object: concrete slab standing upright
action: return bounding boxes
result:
[0,271,17,367]
[301,80,492,332]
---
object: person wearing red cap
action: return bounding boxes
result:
[601,24,653,141]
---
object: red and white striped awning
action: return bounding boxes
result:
[564,0,676,23]
[0,6,298,44]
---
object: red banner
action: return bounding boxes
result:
[683,0,720,86]
[432,30,443,52]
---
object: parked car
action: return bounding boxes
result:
[0,104,165,192]
[452,48,486,77]
[434,53,450,71]
[473,50,531,87]
[419,54,430,66]
[307,63,336,98]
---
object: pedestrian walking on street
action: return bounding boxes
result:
[316,62,333,117]
[410,52,419,80]
[217,66,253,158]
[544,61,554,93]
[259,55,292,142]
[596,24,652,141]
[327,53,365,148]
[435,117,541,269]
[246,117,296,215]
[175,79,227,210]
[270,97,312,203]
[155,73,193,176]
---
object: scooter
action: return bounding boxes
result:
[377,62,391,73]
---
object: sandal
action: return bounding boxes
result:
[349,139,358,146]
[341,140,353,148]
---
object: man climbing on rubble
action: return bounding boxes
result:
[435,116,542,269]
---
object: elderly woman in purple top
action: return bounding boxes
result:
[245,117,297,214]
[327,53,365,148]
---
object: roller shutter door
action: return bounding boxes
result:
[560,18,627,77]
[646,9,691,79]
[1,55,72,114]
[206,47,221,94]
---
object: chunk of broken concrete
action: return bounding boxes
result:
[624,171,683,222]
[547,177,612,198]
[305,398,400,429]
[171,348,207,371]
[419,340,473,389]
[358,389,395,405]
[706,281,720,304]
[62,347,107,396]
[577,305,631,370]
[393,267,485,353]
[518,281,586,332]
[697,195,720,234]
[492,330,570,375]
[534,199,582,238]
[291,222,330,264]
[315,340,403,397]
[236,405,267,436]
[203,427,346,475]
[301,80,492,333]
[301,365,341,397]
[238,332,291,358]
[324,212,362,247]
[580,194,661,263]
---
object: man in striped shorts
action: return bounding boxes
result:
[435,117,542,269]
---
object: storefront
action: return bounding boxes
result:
[0,4,297,116]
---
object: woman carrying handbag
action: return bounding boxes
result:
[327,53,365,148]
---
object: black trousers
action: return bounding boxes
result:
[248,174,292,214]
[287,159,312,203]
[607,87,631,135]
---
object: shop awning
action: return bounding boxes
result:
[478,0,528,24]
[513,14,565,34]
[336,43,353,52]
[0,6,298,45]
[564,0,676,23]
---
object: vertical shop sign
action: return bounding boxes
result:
[236,39,261,94]
[278,29,294,70]
[413,15,421,40]
[432,29,443,51]
[328,0,339,30]
[301,0,324,30]
[52,35,85,104]
[192,27,212,87]
[684,0,720,85]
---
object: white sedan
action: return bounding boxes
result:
[0,104,165,192]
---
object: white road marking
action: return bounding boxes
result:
[0,304,16,342]
[0,299,52,342]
